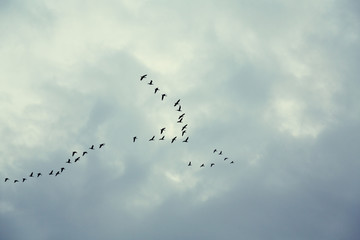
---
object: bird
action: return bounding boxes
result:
[181,124,188,131]
[61,167,65,172]
[154,87,159,94]
[4,178,9,182]
[171,136,177,143]
[161,94,167,101]
[210,163,215,167]
[177,105,182,112]
[37,173,42,177]
[181,130,186,136]
[219,151,223,155]
[22,178,26,182]
[49,170,54,175]
[230,161,234,164]
[178,113,185,119]
[29,172,34,177]
[188,161,192,166]
[66,159,71,164]
[140,74,147,81]
[74,157,80,162]
[99,143,105,148]
[159,136,165,140]
[148,80,153,85]
[55,171,60,176]
[224,157,228,161]
[200,164,205,168]
[133,136,137,142]
[174,99,180,107]
[149,136,155,141]
[14,180,19,183]
[82,151,88,156]
[89,145,94,150]
[160,127,166,134]
[177,118,183,123]
[183,137,189,143]
[213,149,217,153]
[72,151,77,156]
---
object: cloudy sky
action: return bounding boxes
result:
[1,0,360,239]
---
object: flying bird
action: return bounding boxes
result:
[210,163,215,167]
[174,99,180,107]
[37,173,42,177]
[200,164,205,168]
[224,157,228,161]
[82,151,88,156]
[161,94,167,100]
[133,136,137,142]
[61,167,65,172]
[171,136,177,143]
[99,143,105,148]
[89,145,94,150]
[22,178,26,182]
[66,159,71,164]
[159,136,165,140]
[72,151,77,156]
[213,149,217,153]
[178,113,185,119]
[4,178,9,182]
[149,136,155,141]
[181,124,188,131]
[140,74,147,81]
[14,180,19,183]
[29,172,34,177]
[230,161,234,164]
[55,171,60,176]
[49,170,54,175]
[188,161,192,166]
[181,130,186,136]
[160,127,166,134]
[74,157,80,162]
[176,105,182,112]
[183,137,189,143]
[177,118,183,123]
[154,87,160,94]
[148,80,154,85]
[219,151,223,155]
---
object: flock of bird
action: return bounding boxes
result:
[4,143,105,184]
[3,73,235,184]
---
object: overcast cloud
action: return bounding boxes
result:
[1,0,360,239]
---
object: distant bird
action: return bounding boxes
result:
[148,80,154,85]
[149,136,155,141]
[171,136,177,143]
[177,118,183,123]
[55,171,60,176]
[210,163,215,167]
[200,164,205,168]
[188,161,192,166]
[219,151,223,155]
[213,149,217,153]
[99,143,105,148]
[66,159,71,164]
[160,127,166,134]
[183,137,189,143]
[72,151,77,156]
[4,178,9,182]
[29,172,34,177]
[230,161,234,164]
[140,74,147,81]
[82,151,88,156]
[133,136,137,142]
[22,178,26,182]
[89,145,94,150]
[177,105,182,112]
[174,99,180,107]
[161,94,167,101]
[61,167,65,172]
[49,170,54,175]
[159,136,165,140]
[178,113,185,119]
[14,180,19,183]
[224,157,228,161]
[154,87,159,94]
[74,157,80,162]
[181,130,186,136]
[37,173,42,177]
[181,124,188,131]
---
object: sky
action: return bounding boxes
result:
[1,0,360,239]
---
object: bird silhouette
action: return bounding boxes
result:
[82,151,88,156]
[66,159,71,164]
[188,161,192,166]
[89,145,94,150]
[55,171,60,176]
[230,161,234,164]
[159,136,165,140]
[177,105,182,112]
[4,178,9,182]
[154,88,159,94]
[200,164,205,168]
[22,178,26,182]
[174,99,180,107]
[178,113,185,119]
[181,124,188,131]
[213,149,217,153]
[161,94,167,100]
[74,157,80,162]
[133,136,137,142]
[61,167,65,172]
[183,137,189,143]
[224,157,228,161]
[14,180,19,183]
[160,127,166,134]
[140,74,147,81]
[72,151,77,156]
[181,130,186,136]
[210,163,215,167]
[149,136,155,141]
[37,173,42,177]
[49,170,54,175]
[29,172,34,177]
[148,80,153,85]
[171,136,177,143]
[99,143,105,148]
[219,151,223,155]
[177,118,183,123]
